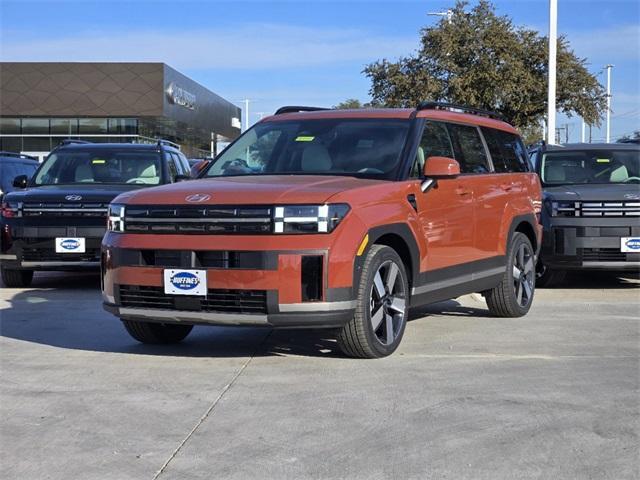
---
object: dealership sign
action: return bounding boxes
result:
[166,82,196,110]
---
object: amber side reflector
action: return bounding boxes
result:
[356,234,369,256]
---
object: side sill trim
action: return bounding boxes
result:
[278,300,357,312]
[118,307,269,325]
[411,266,505,296]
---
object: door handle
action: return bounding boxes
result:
[455,187,472,196]
[500,183,513,191]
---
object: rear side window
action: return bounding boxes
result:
[447,124,490,174]
[482,128,529,173]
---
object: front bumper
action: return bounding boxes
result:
[1,231,104,271]
[540,217,640,271]
[101,222,367,328]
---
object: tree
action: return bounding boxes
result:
[333,98,380,109]
[363,0,607,133]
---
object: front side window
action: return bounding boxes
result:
[33,149,163,185]
[411,121,455,178]
[540,149,640,185]
[448,124,490,174]
[204,119,411,180]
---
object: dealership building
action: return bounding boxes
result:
[0,62,241,159]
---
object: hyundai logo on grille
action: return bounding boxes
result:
[185,193,211,203]
[60,239,81,250]
[625,239,640,250]
[65,195,82,201]
[170,271,201,290]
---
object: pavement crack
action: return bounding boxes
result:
[152,331,271,479]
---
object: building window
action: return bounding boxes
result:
[79,118,108,135]
[108,118,137,135]
[0,118,21,134]
[0,137,21,152]
[21,118,50,135]
[50,118,79,135]
[23,137,51,151]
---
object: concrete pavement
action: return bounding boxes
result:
[1,271,638,479]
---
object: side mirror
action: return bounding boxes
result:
[12,175,28,189]
[190,160,210,178]
[423,156,461,178]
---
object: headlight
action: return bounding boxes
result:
[107,204,126,232]
[546,200,577,217]
[273,204,350,234]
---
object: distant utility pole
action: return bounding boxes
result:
[581,119,586,143]
[605,64,614,143]
[242,99,251,132]
[547,0,558,144]
[427,9,453,23]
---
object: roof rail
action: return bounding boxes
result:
[417,101,506,121]
[157,139,181,150]
[58,139,92,146]
[274,106,330,115]
[0,151,38,161]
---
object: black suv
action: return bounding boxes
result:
[529,142,640,286]
[0,140,192,287]
[0,152,39,199]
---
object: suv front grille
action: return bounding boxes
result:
[22,202,108,218]
[555,201,640,217]
[582,248,630,262]
[22,247,101,262]
[124,205,273,234]
[118,285,268,314]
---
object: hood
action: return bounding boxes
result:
[115,175,386,205]
[543,183,640,202]
[3,184,142,204]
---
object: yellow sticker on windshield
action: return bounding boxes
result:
[295,136,315,142]
[596,158,610,163]
[92,159,106,164]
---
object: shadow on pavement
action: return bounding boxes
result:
[1,270,637,359]
[549,271,640,290]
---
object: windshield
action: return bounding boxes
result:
[203,119,411,180]
[33,149,163,186]
[540,149,640,185]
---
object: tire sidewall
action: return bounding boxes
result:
[358,246,409,357]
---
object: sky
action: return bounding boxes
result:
[1,0,638,142]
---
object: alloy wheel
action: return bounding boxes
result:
[513,243,535,307]
[369,260,406,346]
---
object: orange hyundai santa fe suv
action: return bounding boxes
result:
[102,102,542,358]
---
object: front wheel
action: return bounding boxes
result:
[122,319,193,344]
[337,245,409,358]
[485,232,535,317]
[1,267,33,288]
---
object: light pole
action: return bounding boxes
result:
[427,9,453,23]
[243,99,250,132]
[547,0,557,144]
[605,64,614,143]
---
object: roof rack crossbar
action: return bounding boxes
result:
[274,106,330,115]
[156,139,181,150]
[58,139,92,146]
[417,101,505,121]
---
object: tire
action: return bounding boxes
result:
[122,319,193,344]
[337,245,409,358]
[485,232,535,317]
[1,267,34,288]
[535,262,566,288]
